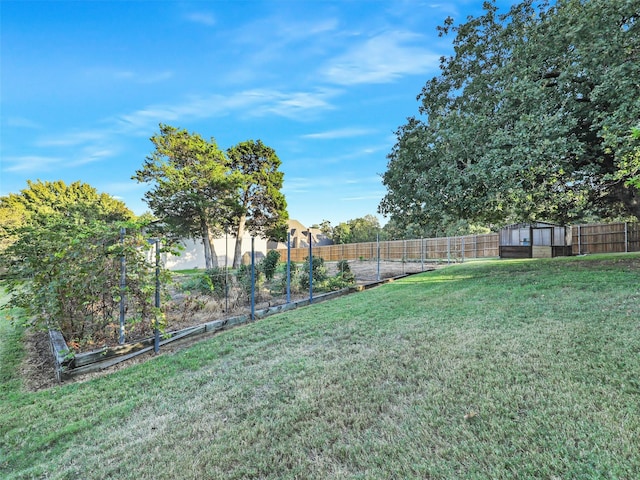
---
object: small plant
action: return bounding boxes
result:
[262,250,281,281]
[337,259,351,275]
[280,262,301,294]
[205,267,229,298]
[300,256,327,290]
[179,272,214,295]
[323,274,355,291]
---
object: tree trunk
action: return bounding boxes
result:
[201,222,218,269]
[232,214,247,269]
[206,228,218,268]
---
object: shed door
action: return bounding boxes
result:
[533,228,552,246]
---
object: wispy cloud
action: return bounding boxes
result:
[36,130,107,148]
[72,147,118,166]
[301,127,377,140]
[116,88,340,132]
[341,192,386,202]
[322,30,440,85]
[250,89,339,119]
[5,117,42,129]
[184,11,217,26]
[83,67,173,84]
[3,156,63,173]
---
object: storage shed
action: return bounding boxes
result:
[499,222,572,259]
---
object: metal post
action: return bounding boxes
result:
[251,237,255,321]
[403,239,406,274]
[154,239,160,354]
[286,232,291,303]
[119,227,126,344]
[376,234,380,281]
[625,222,629,253]
[225,233,228,312]
[308,231,313,303]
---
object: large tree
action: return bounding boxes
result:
[0,179,133,251]
[327,214,382,244]
[134,124,238,269]
[379,0,640,234]
[1,179,132,225]
[0,181,156,343]
[226,140,288,268]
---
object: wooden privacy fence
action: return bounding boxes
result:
[277,222,639,262]
[278,233,500,263]
[572,222,640,254]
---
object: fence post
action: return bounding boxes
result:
[153,239,160,354]
[625,222,629,253]
[251,237,255,321]
[376,234,380,281]
[461,237,465,263]
[308,231,313,303]
[119,227,126,345]
[577,225,581,255]
[286,232,291,303]
[447,237,451,264]
[421,238,424,272]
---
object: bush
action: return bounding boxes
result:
[206,267,229,298]
[337,259,351,275]
[179,272,214,295]
[300,256,327,290]
[262,250,281,281]
[1,216,165,348]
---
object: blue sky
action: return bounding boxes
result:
[1,0,516,227]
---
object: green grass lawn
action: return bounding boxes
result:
[1,254,639,479]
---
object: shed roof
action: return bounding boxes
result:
[501,221,561,230]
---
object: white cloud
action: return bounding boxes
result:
[84,67,174,84]
[72,147,118,166]
[116,88,340,132]
[36,130,107,148]
[302,127,377,140]
[250,89,338,119]
[184,12,216,26]
[322,30,440,85]
[6,117,41,129]
[3,156,62,173]
[341,192,386,202]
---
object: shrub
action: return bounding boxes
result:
[300,256,327,290]
[206,267,229,298]
[179,272,214,295]
[262,250,281,281]
[1,216,166,347]
[337,259,351,275]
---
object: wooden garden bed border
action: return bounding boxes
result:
[49,274,411,381]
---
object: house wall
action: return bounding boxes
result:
[162,234,269,270]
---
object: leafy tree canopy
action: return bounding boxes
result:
[0,180,133,251]
[133,124,240,268]
[226,139,288,268]
[379,0,640,234]
[1,179,133,225]
[321,215,382,244]
[134,126,288,269]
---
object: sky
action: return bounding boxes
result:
[1,0,517,228]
